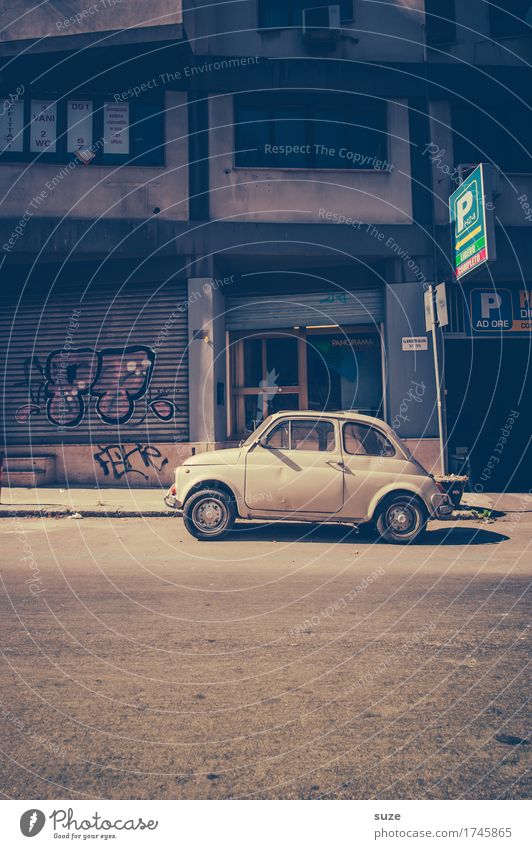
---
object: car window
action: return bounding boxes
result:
[343,423,395,457]
[264,421,290,449]
[291,420,335,452]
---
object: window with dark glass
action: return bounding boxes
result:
[452,100,532,174]
[234,93,387,169]
[243,339,263,387]
[258,0,353,28]
[425,0,457,45]
[489,1,532,39]
[0,93,165,165]
[266,338,299,386]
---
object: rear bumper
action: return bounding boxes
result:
[430,492,453,519]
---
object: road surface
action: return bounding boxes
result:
[0,515,530,799]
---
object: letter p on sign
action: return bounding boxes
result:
[481,292,502,318]
[457,190,473,233]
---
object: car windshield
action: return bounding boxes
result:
[241,415,274,446]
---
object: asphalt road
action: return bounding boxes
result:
[0,515,530,800]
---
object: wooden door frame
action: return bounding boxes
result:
[227,329,305,437]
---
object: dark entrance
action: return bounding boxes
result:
[445,339,531,491]
[306,328,383,415]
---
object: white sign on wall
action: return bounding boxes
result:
[67,100,93,153]
[30,99,57,152]
[402,336,428,351]
[0,100,24,152]
[103,102,129,155]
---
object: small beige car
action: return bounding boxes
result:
[169,411,452,543]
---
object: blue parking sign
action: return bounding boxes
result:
[470,289,513,332]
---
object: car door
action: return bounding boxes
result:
[341,421,404,519]
[244,417,344,515]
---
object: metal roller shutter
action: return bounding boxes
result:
[1,275,188,446]
[224,288,384,330]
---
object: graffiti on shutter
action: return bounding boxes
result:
[12,345,180,428]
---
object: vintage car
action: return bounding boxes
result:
[167,411,453,543]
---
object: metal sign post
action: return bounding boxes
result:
[426,284,448,476]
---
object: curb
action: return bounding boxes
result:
[2,508,528,522]
[0,508,180,518]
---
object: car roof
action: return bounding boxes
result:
[269,409,391,429]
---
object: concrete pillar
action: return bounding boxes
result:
[384,281,439,438]
[385,281,445,473]
[187,277,227,444]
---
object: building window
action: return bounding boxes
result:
[452,100,532,174]
[258,0,354,28]
[489,1,532,39]
[0,93,164,165]
[234,93,388,169]
[425,0,457,45]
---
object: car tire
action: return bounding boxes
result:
[183,488,235,540]
[376,494,427,544]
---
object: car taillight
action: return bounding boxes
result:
[435,481,446,493]
[170,484,176,495]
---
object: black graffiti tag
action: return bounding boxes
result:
[93,443,169,480]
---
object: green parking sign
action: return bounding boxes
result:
[449,164,496,280]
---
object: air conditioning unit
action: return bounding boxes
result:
[302,5,341,44]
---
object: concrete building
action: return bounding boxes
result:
[1,1,530,490]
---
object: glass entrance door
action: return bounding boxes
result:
[306,327,384,415]
[230,331,307,435]
[228,326,383,437]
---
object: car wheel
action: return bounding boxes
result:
[376,495,427,544]
[183,488,235,540]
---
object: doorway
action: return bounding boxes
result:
[306,327,384,414]
[445,339,531,491]
[228,326,384,436]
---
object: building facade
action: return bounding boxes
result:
[1,1,530,490]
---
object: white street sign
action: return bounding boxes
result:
[436,282,449,327]
[424,289,433,332]
[402,336,428,351]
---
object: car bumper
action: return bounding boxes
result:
[163,488,181,510]
[430,492,453,519]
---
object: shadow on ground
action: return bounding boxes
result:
[223,522,509,546]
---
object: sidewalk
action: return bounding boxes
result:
[0,486,531,520]
[0,486,175,517]
[460,491,532,518]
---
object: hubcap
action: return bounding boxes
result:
[387,504,417,534]
[193,498,226,532]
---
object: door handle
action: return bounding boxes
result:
[326,460,345,469]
